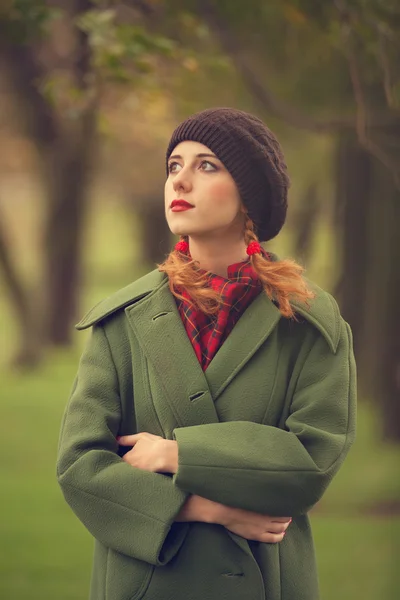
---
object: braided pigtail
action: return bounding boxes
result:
[243,216,315,318]
[157,235,222,315]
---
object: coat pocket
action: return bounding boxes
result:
[106,549,155,600]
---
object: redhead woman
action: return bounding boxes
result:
[57,107,356,600]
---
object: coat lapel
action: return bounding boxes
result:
[126,280,281,560]
[125,279,281,428]
[205,291,281,400]
[125,279,219,428]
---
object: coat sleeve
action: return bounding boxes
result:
[172,318,356,516]
[56,324,189,566]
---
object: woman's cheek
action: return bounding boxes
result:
[209,179,235,197]
[208,180,241,214]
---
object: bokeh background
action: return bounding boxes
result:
[1,1,399,599]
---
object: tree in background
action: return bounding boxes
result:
[0,0,179,359]
[1,0,99,359]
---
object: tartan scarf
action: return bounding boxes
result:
[175,248,269,371]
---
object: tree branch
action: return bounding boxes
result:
[377,27,398,112]
[235,60,352,133]
[198,1,394,134]
[71,0,101,137]
[335,5,400,189]
[120,0,156,17]
[198,0,357,134]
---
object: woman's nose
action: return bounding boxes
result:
[173,169,192,193]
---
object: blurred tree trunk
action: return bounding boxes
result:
[0,32,54,363]
[43,0,97,345]
[43,121,95,345]
[334,131,400,440]
[367,157,400,441]
[333,134,372,358]
[380,239,400,441]
[379,195,400,441]
[136,199,172,265]
[293,183,319,265]
[0,207,41,367]
[0,3,97,347]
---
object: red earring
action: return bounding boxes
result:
[246,241,262,256]
[175,239,189,253]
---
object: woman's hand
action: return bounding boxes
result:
[219,504,292,543]
[175,495,292,543]
[175,494,222,524]
[117,433,178,474]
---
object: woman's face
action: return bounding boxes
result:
[164,141,245,239]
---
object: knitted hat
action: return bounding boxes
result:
[165,107,289,242]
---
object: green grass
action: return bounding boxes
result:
[314,516,399,600]
[0,353,92,600]
[1,197,399,599]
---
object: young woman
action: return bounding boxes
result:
[57,107,356,600]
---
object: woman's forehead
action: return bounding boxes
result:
[169,140,215,157]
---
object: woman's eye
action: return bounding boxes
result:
[168,162,181,173]
[200,160,217,171]
[168,160,217,173]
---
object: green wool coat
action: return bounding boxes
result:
[57,267,356,600]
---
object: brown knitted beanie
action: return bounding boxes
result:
[165,107,289,242]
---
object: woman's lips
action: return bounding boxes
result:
[171,205,194,212]
[170,199,194,211]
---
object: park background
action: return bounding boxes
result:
[0,1,399,598]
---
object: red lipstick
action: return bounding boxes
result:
[170,199,194,212]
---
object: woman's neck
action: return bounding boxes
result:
[188,236,248,277]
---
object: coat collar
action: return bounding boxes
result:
[75,269,166,330]
[76,268,340,416]
[76,268,340,354]
[290,278,341,354]
[127,278,282,413]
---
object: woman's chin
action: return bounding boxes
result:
[169,225,195,237]
[170,228,189,237]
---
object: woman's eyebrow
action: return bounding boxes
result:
[168,153,218,160]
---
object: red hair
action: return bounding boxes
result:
[158,217,314,319]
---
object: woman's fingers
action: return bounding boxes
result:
[117,434,139,445]
[259,531,287,544]
[117,432,161,445]
[220,506,293,544]
[264,520,291,534]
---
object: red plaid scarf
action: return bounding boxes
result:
[175,248,270,371]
